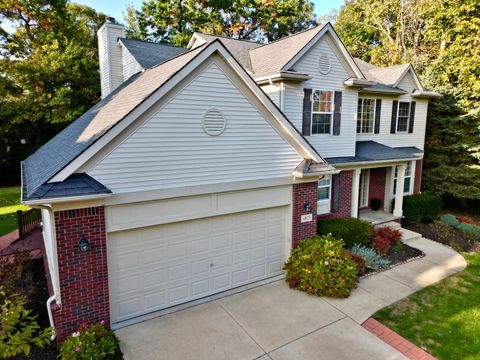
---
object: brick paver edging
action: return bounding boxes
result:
[362,318,437,360]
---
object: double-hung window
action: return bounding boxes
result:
[317,176,331,214]
[312,90,334,134]
[397,102,411,132]
[357,98,375,133]
[393,162,413,195]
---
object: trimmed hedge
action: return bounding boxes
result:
[317,218,373,249]
[284,235,358,298]
[402,193,442,225]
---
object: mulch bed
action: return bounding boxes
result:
[363,242,424,277]
[405,222,478,252]
[386,242,424,264]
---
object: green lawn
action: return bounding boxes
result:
[374,252,480,360]
[0,186,29,236]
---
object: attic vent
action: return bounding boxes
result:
[318,55,331,75]
[203,109,226,136]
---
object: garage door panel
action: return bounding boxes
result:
[109,207,288,323]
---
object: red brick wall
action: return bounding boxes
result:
[292,182,318,248]
[318,170,353,219]
[53,206,110,343]
[414,159,423,194]
[368,168,386,209]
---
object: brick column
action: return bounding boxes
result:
[292,182,318,248]
[53,206,110,343]
[414,159,423,194]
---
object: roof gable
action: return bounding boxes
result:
[85,59,307,193]
[22,40,330,202]
[279,23,364,79]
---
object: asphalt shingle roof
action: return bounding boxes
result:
[25,173,111,200]
[22,44,206,201]
[191,33,263,71]
[119,38,186,69]
[326,141,422,164]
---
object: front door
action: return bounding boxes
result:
[359,169,370,208]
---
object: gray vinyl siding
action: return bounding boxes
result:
[88,61,302,193]
[261,84,280,107]
[283,34,357,158]
[357,74,428,150]
[121,46,143,81]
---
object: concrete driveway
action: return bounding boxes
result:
[116,236,466,360]
[116,281,406,360]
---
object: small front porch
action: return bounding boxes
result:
[359,209,401,225]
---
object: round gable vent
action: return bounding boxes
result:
[202,109,226,136]
[318,55,331,75]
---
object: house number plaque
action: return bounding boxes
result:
[301,214,313,223]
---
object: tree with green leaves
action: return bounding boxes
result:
[0,1,105,185]
[335,0,480,199]
[125,0,317,46]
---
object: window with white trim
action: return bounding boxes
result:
[312,90,334,134]
[393,162,413,195]
[357,98,375,133]
[397,102,411,132]
[317,176,331,215]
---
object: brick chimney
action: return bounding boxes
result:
[97,18,125,98]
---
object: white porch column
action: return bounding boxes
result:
[393,164,407,217]
[351,168,362,218]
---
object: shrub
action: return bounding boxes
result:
[0,292,52,358]
[284,234,358,298]
[60,322,119,360]
[457,223,480,241]
[350,253,366,276]
[455,215,480,226]
[402,193,442,225]
[440,214,460,228]
[350,244,391,271]
[317,218,373,249]
[372,226,402,255]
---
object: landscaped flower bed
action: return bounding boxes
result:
[285,219,425,298]
[406,213,480,252]
[1,253,124,360]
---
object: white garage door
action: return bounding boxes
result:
[108,206,288,324]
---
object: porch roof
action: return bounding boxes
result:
[326,141,423,165]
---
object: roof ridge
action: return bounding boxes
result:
[119,37,185,49]
[194,32,266,46]
[196,25,322,48]
[367,63,410,72]
[257,25,323,46]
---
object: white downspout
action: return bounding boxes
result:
[279,82,285,112]
[46,295,56,340]
[35,204,57,340]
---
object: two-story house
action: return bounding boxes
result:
[20,19,439,340]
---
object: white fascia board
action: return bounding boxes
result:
[332,156,423,169]
[394,65,425,91]
[254,72,312,84]
[187,33,207,49]
[23,193,112,206]
[283,23,364,79]
[291,168,340,178]
[50,41,323,183]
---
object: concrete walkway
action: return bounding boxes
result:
[116,233,467,360]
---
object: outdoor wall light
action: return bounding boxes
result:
[304,202,311,211]
[78,236,90,252]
